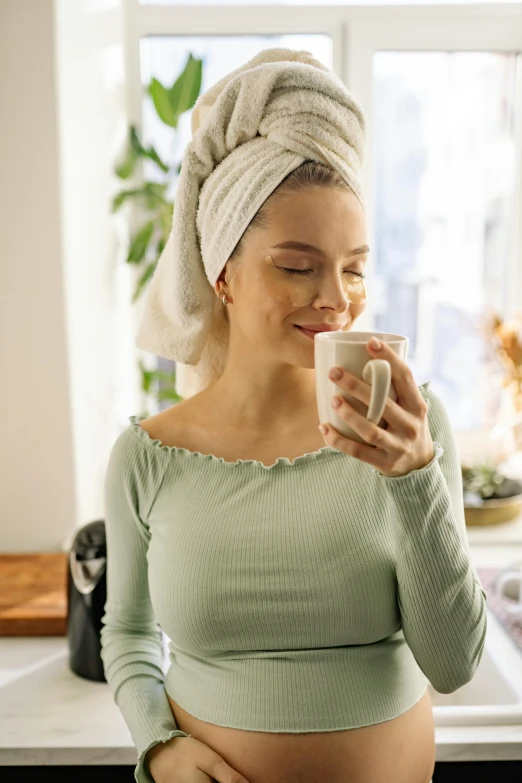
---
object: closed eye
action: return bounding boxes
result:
[280,268,366,279]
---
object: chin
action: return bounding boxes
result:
[293,344,316,370]
[283,341,315,369]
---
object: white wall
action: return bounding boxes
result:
[53,0,139,555]
[0,0,135,552]
[1,0,76,552]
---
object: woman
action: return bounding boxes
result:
[100,49,487,783]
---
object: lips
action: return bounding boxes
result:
[295,325,327,340]
[297,324,344,332]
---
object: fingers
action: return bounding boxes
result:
[327,364,417,433]
[203,748,253,783]
[319,420,390,472]
[319,338,430,476]
[165,735,253,783]
[366,338,426,416]
[329,393,397,450]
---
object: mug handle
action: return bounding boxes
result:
[362,359,395,425]
[495,571,522,614]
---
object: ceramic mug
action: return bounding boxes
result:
[314,331,409,445]
[495,563,522,617]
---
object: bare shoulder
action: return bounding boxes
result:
[137,396,204,450]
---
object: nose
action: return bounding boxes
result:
[312,274,354,314]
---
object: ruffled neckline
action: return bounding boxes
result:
[128,382,433,471]
[128,415,339,471]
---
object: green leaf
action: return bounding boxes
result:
[142,182,170,210]
[130,126,169,173]
[148,77,179,128]
[114,126,168,179]
[138,367,183,404]
[168,54,203,116]
[148,368,183,404]
[158,387,183,403]
[156,233,168,254]
[146,54,203,129]
[139,363,154,394]
[114,130,139,179]
[121,51,205,414]
[143,145,169,173]
[126,220,155,264]
[132,260,157,303]
[147,369,176,383]
[111,182,170,213]
[112,187,144,212]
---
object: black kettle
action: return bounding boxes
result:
[66,519,107,682]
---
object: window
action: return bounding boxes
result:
[130,2,522,433]
[140,35,332,188]
[373,51,520,430]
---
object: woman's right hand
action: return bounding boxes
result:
[147,735,253,783]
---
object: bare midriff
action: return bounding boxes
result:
[166,689,435,783]
[138,400,436,783]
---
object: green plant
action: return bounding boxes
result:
[462,461,522,501]
[111,53,204,416]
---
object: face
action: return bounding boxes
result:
[215,186,369,369]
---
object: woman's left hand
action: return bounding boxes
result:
[318,337,435,478]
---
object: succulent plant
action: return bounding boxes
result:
[462,461,522,502]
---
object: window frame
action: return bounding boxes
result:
[124,0,522,448]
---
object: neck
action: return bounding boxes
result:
[201,364,320,437]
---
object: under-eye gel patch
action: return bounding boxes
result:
[262,255,366,308]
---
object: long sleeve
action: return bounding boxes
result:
[100,429,191,783]
[377,381,488,694]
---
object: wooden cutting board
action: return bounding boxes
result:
[0,553,68,636]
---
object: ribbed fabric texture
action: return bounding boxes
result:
[100,380,487,783]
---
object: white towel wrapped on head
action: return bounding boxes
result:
[134,47,367,399]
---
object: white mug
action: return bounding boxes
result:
[495,564,522,617]
[314,331,409,445]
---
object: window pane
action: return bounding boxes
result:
[373,51,520,431]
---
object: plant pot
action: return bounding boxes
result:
[464,492,522,527]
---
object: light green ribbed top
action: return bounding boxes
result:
[100,381,487,783]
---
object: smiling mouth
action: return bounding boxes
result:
[295,325,321,340]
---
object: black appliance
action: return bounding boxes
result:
[66,519,107,682]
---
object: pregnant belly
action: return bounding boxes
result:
[166,688,435,783]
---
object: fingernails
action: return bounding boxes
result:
[329,367,342,380]
[318,424,329,435]
[369,336,382,350]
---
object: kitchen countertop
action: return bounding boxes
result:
[466,509,522,549]
[2,521,522,767]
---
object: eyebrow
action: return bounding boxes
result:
[271,241,370,258]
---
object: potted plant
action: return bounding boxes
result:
[111,53,204,417]
[462,461,522,526]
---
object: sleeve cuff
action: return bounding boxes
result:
[370,441,444,479]
[135,730,192,783]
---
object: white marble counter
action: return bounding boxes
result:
[466,509,522,548]
[0,636,137,766]
[1,534,522,766]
